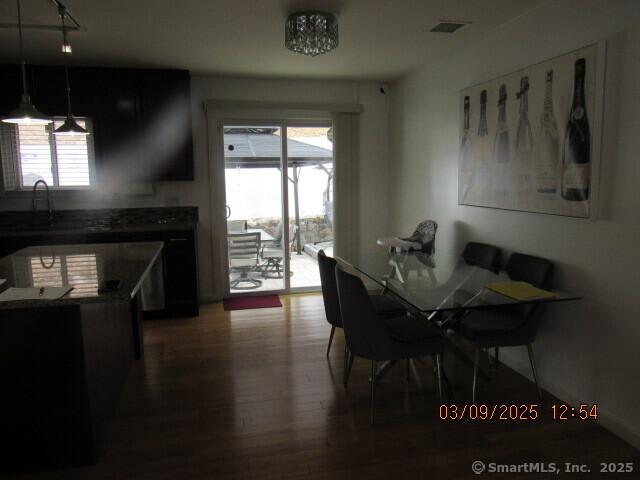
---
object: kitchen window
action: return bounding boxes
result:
[0,118,95,191]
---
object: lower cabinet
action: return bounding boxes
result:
[0,229,199,318]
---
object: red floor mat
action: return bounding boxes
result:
[223,294,282,311]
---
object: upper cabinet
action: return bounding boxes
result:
[0,65,194,182]
[138,69,193,181]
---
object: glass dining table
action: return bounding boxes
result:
[336,249,581,320]
[336,248,582,388]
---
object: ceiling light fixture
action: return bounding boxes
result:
[59,4,72,54]
[285,11,338,57]
[54,4,88,136]
[2,0,52,125]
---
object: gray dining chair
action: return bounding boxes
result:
[452,252,553,402]
[335,265,445,425]
[317,250,405,365]
[335,266,444,425]
[447,242,503,310]
[227,232,262,290]
[461,242,501,274]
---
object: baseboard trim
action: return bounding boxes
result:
[501,351,640,450]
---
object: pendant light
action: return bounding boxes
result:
[2,0,51,125]
[54,4,88,136]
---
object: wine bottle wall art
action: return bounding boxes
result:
[459,44,601,218]
[561,58,591,201]
[459,96,474,200]
[475,90,491,197]
[515,76,534,205]
[535,70,560,194]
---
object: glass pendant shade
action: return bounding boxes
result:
[53,10,88,137]
[54,115,88,136]
[3,94,51,125]
[4,0,51,125]
[285,11,338,57]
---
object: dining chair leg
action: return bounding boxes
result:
[435,353,444,404]
[342,344,349,384]
[326,326,336,357]
[472,348,480,403]
[527,343,542,399]
[370,360,377,425]
[344,351,354,387]
[409,359,423,390]
[494,347,500,369]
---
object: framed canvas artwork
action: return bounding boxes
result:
[458,43,605,218]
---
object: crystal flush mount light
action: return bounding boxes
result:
[285,11,338,57]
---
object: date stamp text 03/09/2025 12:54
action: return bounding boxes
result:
[439,403,599,421]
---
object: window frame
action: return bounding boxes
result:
[0,117,97,194]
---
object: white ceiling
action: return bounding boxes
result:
[0,0,546,81]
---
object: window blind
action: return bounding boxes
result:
[0,122,20,190]
[0,118,93,190]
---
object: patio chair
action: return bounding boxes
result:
[261,224,299,279]
[228,232,262,290]
[227,219,247,233]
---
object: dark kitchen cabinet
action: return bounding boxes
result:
[29,65,68,117]
[91,68,145,180]
[0,64,193,182]
[0,65,23,114]
[138,69,194,180]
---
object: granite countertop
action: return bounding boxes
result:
[0,222,197,237]
[0,207,198,238]
[0,242,163,310]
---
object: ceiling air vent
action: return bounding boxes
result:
[430,21,470,33]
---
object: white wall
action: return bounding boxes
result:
[389,0,640,447]
[0,76,390,302]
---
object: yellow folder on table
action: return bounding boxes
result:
[484,281,556,301]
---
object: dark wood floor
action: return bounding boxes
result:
[13,294,639,479]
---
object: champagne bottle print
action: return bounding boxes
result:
[460,96,473,201]
[476,90,490,196]
[561,58,590,201]
[535,70,560,194]
[493,85,509,205]
[478,90,488,137]
[494,85,509,163]
[515,76,533,204]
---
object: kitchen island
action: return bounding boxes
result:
[0,207,199,318]
[0,242,162,469]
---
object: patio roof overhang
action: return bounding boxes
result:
[224,133,332,169]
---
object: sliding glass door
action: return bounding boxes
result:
[223,122,334,295]
[286,126,334,288]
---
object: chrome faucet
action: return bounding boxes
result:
[32,180,54,226]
